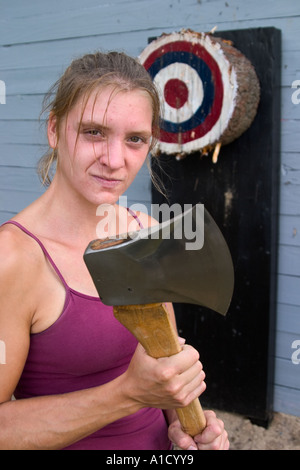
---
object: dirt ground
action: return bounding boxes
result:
[216,409,300,450]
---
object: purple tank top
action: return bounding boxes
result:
[2,219,171,450]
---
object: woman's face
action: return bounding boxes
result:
[48,86,153,206]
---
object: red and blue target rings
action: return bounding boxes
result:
[139,31,238,155]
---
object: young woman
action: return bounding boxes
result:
[0,51,229,450]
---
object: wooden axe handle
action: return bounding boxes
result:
[113,302,206,437]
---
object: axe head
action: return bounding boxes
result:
[84,205,234,315]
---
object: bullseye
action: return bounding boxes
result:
[164,79,188,109]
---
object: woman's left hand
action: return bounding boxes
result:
[168,410,230,450]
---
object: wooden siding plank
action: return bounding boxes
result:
[0,2,171,45]
[280,153,300,188]
[281,119,300,153]
[0,31,151,70]
[280,184,300,216]
[277,274,300,307]
[0,66,63,95]
[0,189,44,213]
[274,384,300,415]
[0,144,46,167]
[278,245,300,276]
[2,0,300,23]
[1,0,300,46]
[1,0,119,19]
[0,120,45,145]
[0,167,43,192]
[281,50,300,87]
[277,303,300,334]
[279,215,300,247]
[275,357,300,389]
[0,95,44,120]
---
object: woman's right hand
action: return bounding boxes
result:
[123,342,206,411]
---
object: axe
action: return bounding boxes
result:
[84,205,234,437]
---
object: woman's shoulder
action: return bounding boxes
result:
[0,221,44,280]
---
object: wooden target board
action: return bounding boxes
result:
[151,27,281,425]
[139,30,260,157]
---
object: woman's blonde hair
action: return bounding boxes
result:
[38,51,162,189]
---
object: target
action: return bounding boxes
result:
[139,30,259,156]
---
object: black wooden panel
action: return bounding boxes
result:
[151,28,281,426]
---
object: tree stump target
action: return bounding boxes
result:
[139,30,260,159]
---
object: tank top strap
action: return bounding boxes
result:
[126,207,144,229]
[1,221,69,289]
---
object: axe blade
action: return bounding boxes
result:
[84,205,234,316]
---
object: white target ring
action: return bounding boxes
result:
[153,62,204,123]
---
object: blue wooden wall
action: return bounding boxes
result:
[0,0,299,417]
